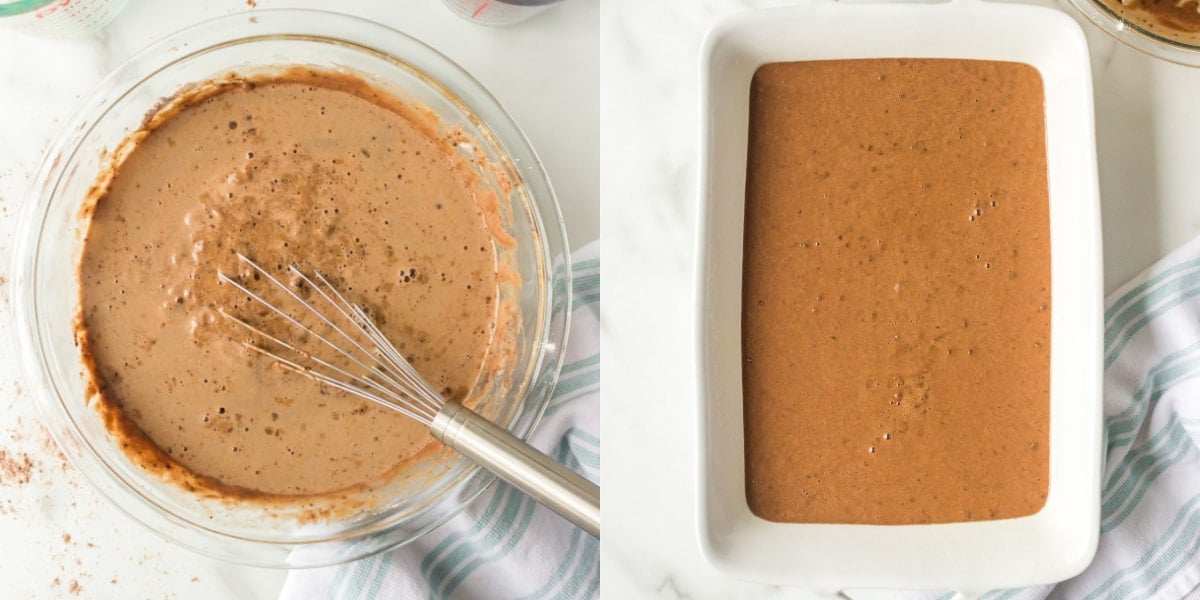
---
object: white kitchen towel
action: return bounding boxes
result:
[899,236,1200,600]
[280,243,599,600]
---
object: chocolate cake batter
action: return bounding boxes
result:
[78,70,507,499]
[1101,0,1200,45]
[741,59,1050,525]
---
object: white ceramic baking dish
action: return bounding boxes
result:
[694,0,1103,595]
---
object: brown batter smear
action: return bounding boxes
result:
[1100,0,1200,45]
[741,59,1050,525]
[77,68,516,508]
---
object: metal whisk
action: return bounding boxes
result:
[217,253,599,538]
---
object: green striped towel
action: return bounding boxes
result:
[901,237,1200,600]
[280,243,599,600]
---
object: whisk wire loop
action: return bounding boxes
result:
[219,309,438,425]
[217,253,443,423]
[297,266,444,414]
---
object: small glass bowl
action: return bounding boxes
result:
[1065,0,1200,67]
[13,9,570,567]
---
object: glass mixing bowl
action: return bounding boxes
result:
[13,9,570,567]
[1065,0,1200,66]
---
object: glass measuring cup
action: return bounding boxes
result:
[0,0,127,37]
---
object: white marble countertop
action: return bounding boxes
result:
[0,0,595,598]
[601,0,1200,598]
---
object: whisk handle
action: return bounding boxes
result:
[431,402,600,539]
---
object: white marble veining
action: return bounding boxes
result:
[0,0,595,598]
[601,0,1200,598]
